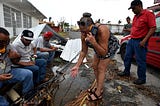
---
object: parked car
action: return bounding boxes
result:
[119,11,160,69]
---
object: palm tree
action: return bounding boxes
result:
[118,20,122,33]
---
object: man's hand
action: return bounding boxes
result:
[8,50,21,64]
[139,40,146,48]
[53,47,58,51]
[0,73,12,81]
[27,61,35,66]
[8,50,21,59]
[18,61,35,66]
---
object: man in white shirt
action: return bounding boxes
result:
[12,30,47,84]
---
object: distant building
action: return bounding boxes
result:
[106,24,124,34]
[0,0,46,37]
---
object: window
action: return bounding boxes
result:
[3,5,32,28]
[23,13,32,28]
[3,5,12,27]
[11,9,22,28]
[3,5,22,28]
[154,12,160,36]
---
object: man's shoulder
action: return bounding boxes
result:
[143,9,154,15]
[37,36,43,41]
[12,40,24,49]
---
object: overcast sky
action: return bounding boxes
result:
[28,0,154,26]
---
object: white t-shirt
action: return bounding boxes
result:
[12,39,34,62]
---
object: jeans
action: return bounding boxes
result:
[124,39,147,81]
[0,96,9,106]
[48,51,55,63]
[23,59,47,84]
[0,68,34,105]
[37,51,55,64]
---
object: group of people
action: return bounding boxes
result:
[0,0,156,105]
[0,28,57,105]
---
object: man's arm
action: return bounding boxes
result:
[8,50,21,64]
[17,61,35,66]
[0,74,12,81]
[140,27,156,47]
[38,47,56,52]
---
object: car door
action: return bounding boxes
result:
[147,12,160,68]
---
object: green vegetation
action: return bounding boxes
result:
[58,32,69,38]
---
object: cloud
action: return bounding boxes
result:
[29,0,154,25]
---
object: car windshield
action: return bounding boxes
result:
[154,11,160,36]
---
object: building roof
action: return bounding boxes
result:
[0,0,47,19]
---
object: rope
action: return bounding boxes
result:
[79,95,88,106]
[79,79,96,106]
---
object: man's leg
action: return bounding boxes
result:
[7,68,34,94]
[134,39,147,84]
[0,95,9,106]
[37,51,49,61]
[47,51,55,64]
[123,39,134,74]
[118,39,134,76]
[23,65,39,84]
[35,59,47,82]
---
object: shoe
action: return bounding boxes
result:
[87,88,97,94]
[117,71,130,77]
[87,91,103,101]
[133,79,146,85]
[38,78,50,85]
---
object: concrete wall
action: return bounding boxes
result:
[0,4,4,27]
[0,2,41,38]
[107,24,124,34]
[32,17,39,27]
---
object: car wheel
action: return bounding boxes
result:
[120,43,127,61]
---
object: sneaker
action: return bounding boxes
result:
[117,71,130,77]
[133,79,146,85]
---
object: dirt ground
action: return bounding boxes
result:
[22,33,160,106]
[45,47,160,106]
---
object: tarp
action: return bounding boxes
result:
[60,38,87,63]
[12,24,86,63]
[12,23,67,45]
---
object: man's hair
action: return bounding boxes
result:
[126,16,131,20]
[0,27,10,36]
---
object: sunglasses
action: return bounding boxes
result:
[0,40,9,45]
[77,21,86,26]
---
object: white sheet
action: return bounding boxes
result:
[60,38,87,63]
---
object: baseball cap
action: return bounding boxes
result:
[128,0,142,10]
[22,30,34,41]
[43,31,53,38]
